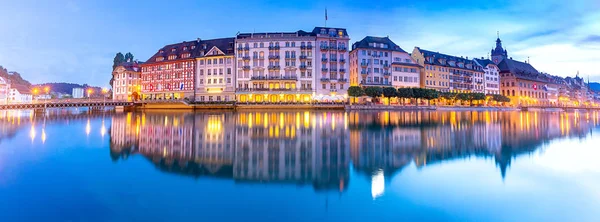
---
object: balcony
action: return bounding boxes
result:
[338,78,348,82]
[360,62,369,67]
[320,45,329,51]
[307,45,313,49]
[383,72,391,76]
[250,76,267,80]
[243,46,250,50]
[300,45,307,49]
[338,46,347,51]
[383,64,390,68]
[360,71,369,75]
[339,68,346,73]
[321,58,328,62]
[268,65,281,70]
[299,65,307,70]
[285,56,296,60]
[299,55,308,60]
[268,46,280,50]
[330,58,338,62]
[321,68,328,72]
[330,89,338,92]
[242,56,251,61]
[330,69,337,74]
[320,78,330,82]
[268,55,280,60]
[339,58,346,63]
[242,65,251,70]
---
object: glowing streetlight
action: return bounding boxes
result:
[101,88,108,106]
[87,89,93,101]
[44,86,50,94]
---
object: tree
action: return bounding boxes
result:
[131,91,140,101]
[469,93,486,106]
[396,88,414,105]
[347,86,365,104]
[364,87,383,103]
[456,93,469,105]
[423,89,440,105]
[382,87,397,105]
[124,52,134,63]
[412,88,427,106]
[111,52,125,88]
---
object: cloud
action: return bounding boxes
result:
[579,35,600,44]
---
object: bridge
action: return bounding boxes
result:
[0,100,134,110]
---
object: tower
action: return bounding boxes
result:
[491,32,508,65]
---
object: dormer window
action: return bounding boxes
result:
[183,47,188,50]
[191,45,196,49]
[171,48,176,52]
[159,50,164,53]
[320,29,326,34]
[168,55,177,60]
[156,57,164,62]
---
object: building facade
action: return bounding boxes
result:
[141,41,197,100]
[195,38,236,102]
[0,77,9,104]
[72,88,84,99]
[235,27,350,103]
[349,36,420,88]
[112,61,142,101]
[9,84,32,103]
[412,47,483,93]
[493,37,554,106]
[474,58,500,95]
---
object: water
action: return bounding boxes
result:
[1,109,599,222]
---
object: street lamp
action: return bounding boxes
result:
[87,89,93,101]
[32,88,39,103]
[102,88,108,106]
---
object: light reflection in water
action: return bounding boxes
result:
[106,110,600,193]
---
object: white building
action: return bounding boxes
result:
[9,84,32,103]
[112,61,141,101]
[349,36,420,88]
[195,38,236,102]
[73,88,84,98]
[474,58,500,95]
[234,26,350,103]
[0,77,9,104]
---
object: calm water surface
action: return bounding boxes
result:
[1,109,600,222]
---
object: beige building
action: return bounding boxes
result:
[112,61,142,101]
[195,38,237,102]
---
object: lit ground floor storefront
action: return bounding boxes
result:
[195,92,235,102]
[141,91,193,100]
[236,91,313,103]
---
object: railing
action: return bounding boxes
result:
[242,65,251,70]
[339,68,346,73]
[268,46,280,50]
[321,58,328,62]
[338,46,347,51]
[320,46,329,50]
[383,72,391,76]
[242,56,251,61]
[250,75,296,80]
[383,64,390,68]
[338,78,348,82]
[299,55,308,60]
[330,58,337,62]
[267,65,281,70]
[321,78,330,82]
[321,68,328,72]
[360,62,369,67]
[268,55,280,59]
[339,58,346,63]
[299,65,307,69]
[236,88,313,92]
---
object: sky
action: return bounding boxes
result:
[0,0,599,87]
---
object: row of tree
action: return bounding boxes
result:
[347,86,511,105]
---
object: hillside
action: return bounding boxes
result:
[34,82,103,95]
[0,66,32,87]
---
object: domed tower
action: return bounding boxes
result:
[491,32,508,64]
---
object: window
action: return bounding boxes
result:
[322,84,326,89]
[227,68,231,74]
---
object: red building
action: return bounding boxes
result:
[141,40,198,100]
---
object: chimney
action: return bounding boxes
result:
[197,38,201,42]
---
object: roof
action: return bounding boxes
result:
[311,27,349,37]
[237,30,314,39]
[351,36,406,52]
[416,47,483,72]
[116,61,141,72]
[145,40,199,63]
[10,84,31,94]
[197,37,235,57]
[0,76,6,85]
[144,37,235,64]
[497,59,551,83]
[474,58,496,68]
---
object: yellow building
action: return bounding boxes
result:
[411,47,450,92]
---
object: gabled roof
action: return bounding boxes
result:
[116,61,141,72]
[351,36,406,52]
[416,47,482,71]
[474,58,496,68]
[197,37,235,57]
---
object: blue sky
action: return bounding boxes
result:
[1,0,599,87]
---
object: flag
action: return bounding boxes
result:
[325,9,328,20]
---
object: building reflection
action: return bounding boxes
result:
[110,110,600,193]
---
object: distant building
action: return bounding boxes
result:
[349,36,420,88]
[72,88,84,98]
[493,37,554,106]
[9,84,32,103]
[112,61,142,101]
[0,77,9,104]
[412,47,484,93]
[474,58,501,95]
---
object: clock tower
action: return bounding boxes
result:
[491,32,508,65]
